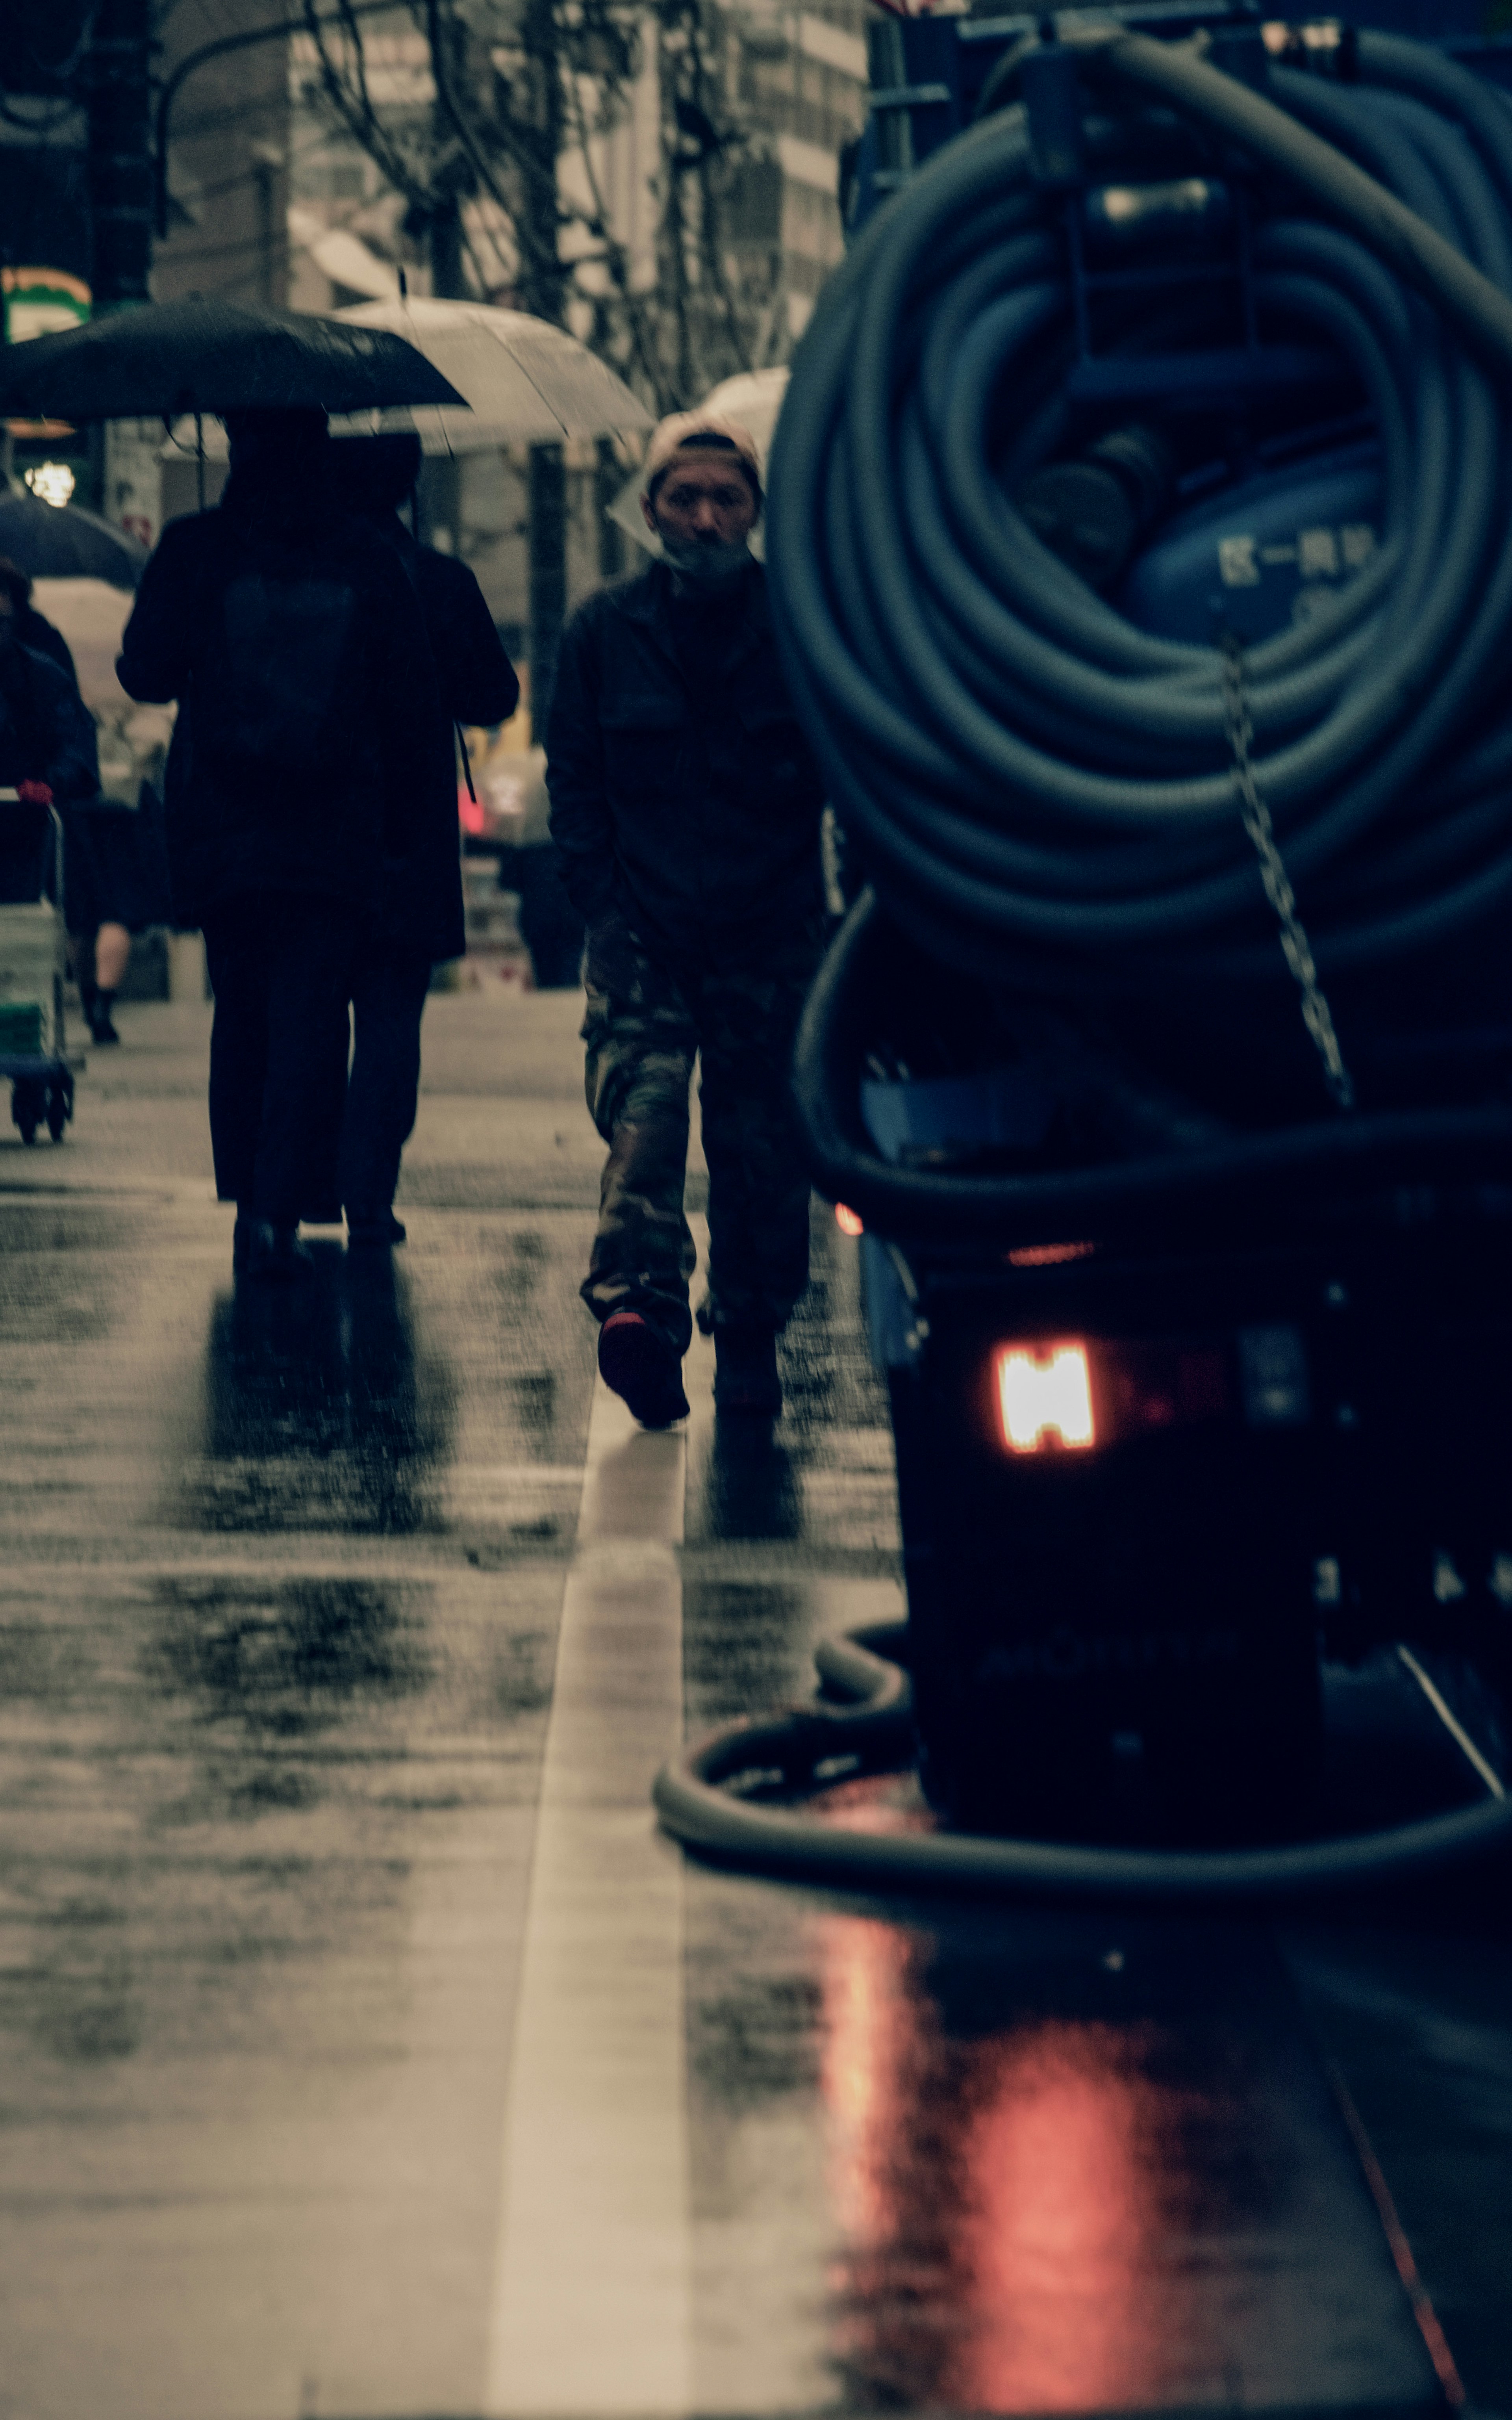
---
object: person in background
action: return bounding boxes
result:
[499,746,585,990]
[324,433,519,1246]
[0,554,76,685]
[0,557,130,1038]
[0,562,98,909]
[117,409,434,1279]
[546,412,826,1425]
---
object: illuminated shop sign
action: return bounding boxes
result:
[3,266,91,345]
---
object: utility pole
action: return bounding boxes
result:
[517,0,567,744]
[251,142,288,310]
[87,0,153,313]
[596,436,625,581]
[87,0,158,539]
[422,10,469,557]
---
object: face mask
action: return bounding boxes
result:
[660,530,752,585]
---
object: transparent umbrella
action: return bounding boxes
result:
[328,297,652,454]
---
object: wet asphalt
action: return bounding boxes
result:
[1,992,1509,2420]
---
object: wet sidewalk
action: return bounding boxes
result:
[1,997,1509,2420]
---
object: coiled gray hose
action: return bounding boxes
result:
[765,31,1512,989]
[654,1618,1512,1901]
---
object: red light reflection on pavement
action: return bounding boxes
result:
[815,1918,1249,2411]
[952,2024,1161,2409]
[816,1917,913,2253]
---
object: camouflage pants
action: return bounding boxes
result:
[580,929,822,1355]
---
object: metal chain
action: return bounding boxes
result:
[1220,638,1356,1112]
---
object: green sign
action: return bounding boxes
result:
[3,268,91,346]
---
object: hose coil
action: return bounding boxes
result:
[766,32,1512,990]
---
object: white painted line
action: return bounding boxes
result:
[1396,1644,1506,1799]
[486,1256,710,2419]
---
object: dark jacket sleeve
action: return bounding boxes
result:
[419,552,519,728]
[22,611,78,690]
[545,599,617,925]
[116,517,205,704]
[22,652,99,801]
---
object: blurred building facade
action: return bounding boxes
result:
[154,0,291,310]
[719,0,867,347]
[2,2,292,535]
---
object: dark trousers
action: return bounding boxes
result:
[339,944,432,1215]
[580,926,821,1356]
[202,890,357,1224]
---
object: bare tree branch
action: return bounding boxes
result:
[299,0,784,408]
[301,0,429,209]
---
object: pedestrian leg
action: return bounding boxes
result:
[203,899,272,1212]
[580,969,699,1358]
[340,945,432,1228]
[249,894,358,1225]
[697,940,820,1336]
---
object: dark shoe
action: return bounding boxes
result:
[598,1311,689,1428]
[347,1209,406,1249]
[245,1220,314,1281]
[85,989,120,1044]
[713,1325,782,1416]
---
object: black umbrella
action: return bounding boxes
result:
[0,297,467,422]
[0,487,149,588]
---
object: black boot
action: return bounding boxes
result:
[713,1326,782,1416]
[598,1312,689,1428]
[347,1208,407,1249]
[84,985,120,1044]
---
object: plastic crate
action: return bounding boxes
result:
[0,903,63,1058]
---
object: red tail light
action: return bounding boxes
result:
[993,1336,1236,1454]
[996,1343,1096,1454]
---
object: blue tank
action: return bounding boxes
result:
[1114,442,1383,647]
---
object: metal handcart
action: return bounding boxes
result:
[0,790,78,1145]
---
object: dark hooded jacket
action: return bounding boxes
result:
[117,439,434,930]
[545,558,825,969]
[0,641,99,801]
[329,434,518,962]
[19,607,78,688]
[0,640,98,908]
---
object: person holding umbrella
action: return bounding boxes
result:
[2,295,465,1273]
[324,431,518,1245]
[118,408,435,1278]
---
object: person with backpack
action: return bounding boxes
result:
[323,432,518,1246]
[117,409,434,1278]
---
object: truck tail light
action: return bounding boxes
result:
[996,1342,1096,1454]
[992,1335,1239,1455]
